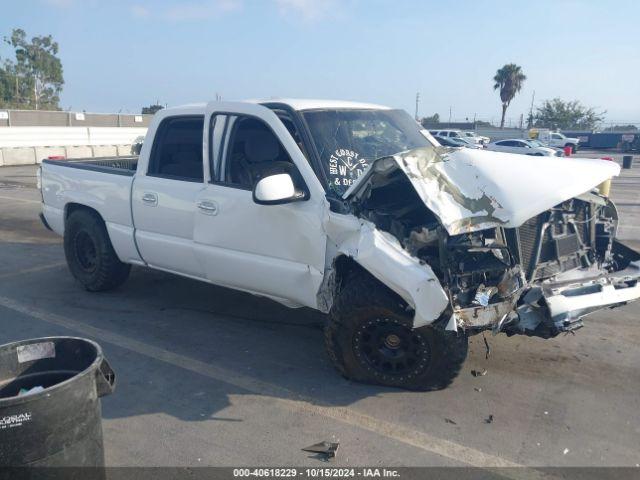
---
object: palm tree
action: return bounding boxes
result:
[493,64,526,128]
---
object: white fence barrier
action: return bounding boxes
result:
[0,126,147,166]
[0,126,147,148]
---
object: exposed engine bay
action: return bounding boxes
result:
[341,147,640,339]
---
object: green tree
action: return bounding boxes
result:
[1,28,64,110]
[603,124,637,132]
[420,113,439,127]
[141,104,164,114]
[534,98,605,130]
[493,63,526,129]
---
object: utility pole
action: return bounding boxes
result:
[414,92,420,121]
[448,106,452,124]
[528,90,535,128]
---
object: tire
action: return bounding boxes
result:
[64,209,131,292]
[325,270,468,391]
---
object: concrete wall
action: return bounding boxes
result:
[0,109,153,128]
[0,126,146,165]
[0,126,147,148]
[0,145,135,165]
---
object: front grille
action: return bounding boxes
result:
[516,214,545,277]
[510,201,592,281]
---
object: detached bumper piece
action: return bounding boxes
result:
[544,266,640,331]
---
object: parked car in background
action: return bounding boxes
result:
[527,139,562,153]
[461,130,490,145]
[486,138,561,156]
[434,135,482,149]
[430,129,464,139]
[529,129,580,152]
[431,129,489,145]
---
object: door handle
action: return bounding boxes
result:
[197,200,218,215]
[142,192,158,206]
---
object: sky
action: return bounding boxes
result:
[1,0,639,125]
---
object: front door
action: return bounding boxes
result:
[193,103,328,308]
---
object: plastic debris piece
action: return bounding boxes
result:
[563,448,570,455]
[444,418,457,425]
[471,369,488,377]
[484,414,494,424]
[18,386,44,397]
[474,387,482,392]
[483,334,491,359]
[302,441,339,459]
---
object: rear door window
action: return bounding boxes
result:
[148,116,204,182]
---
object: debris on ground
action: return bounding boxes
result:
[18,385,44,396]
[302,441,339,460]
[471,369,488,377]
[444,418,457,425]
[483,334,491,359]
[484,414,494,424]
[563,448,570,455]
[474,387,482,392]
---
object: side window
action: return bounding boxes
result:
[220,116,296,190]
[148,116,204,182]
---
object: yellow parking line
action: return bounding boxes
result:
[0,294,547,476]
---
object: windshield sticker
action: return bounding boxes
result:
[329,148,369,188]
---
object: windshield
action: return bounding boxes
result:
[303,109,433,195]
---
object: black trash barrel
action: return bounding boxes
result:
[0,337,115,467]
[623,155,633,169]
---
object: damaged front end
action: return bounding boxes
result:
[340,146,640,339]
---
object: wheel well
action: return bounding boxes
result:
[65,203,104,224]
[331,255,409,309]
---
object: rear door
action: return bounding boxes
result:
[193,102,328,308]
[132,114,207,277]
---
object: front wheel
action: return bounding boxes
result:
[64,209,131,292]
[325,271,468,390]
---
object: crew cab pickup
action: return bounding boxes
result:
[529,128,580,152]
[39,99,640,391]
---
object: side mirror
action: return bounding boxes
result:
[253,173,307,205]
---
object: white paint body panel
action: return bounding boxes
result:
[193,102,328,308]
[323,214,450,327]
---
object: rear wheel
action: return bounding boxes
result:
[64,209,131,291]
[325,270,468,391]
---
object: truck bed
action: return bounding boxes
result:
[41,156,138,176]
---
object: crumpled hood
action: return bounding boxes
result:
[344,146,621,235]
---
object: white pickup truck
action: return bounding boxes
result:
[39,99,640,391]
[529,128,580,152]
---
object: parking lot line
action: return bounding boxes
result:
[0,294,542,473]
[0,262,66,280]
[0,195,41,205]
